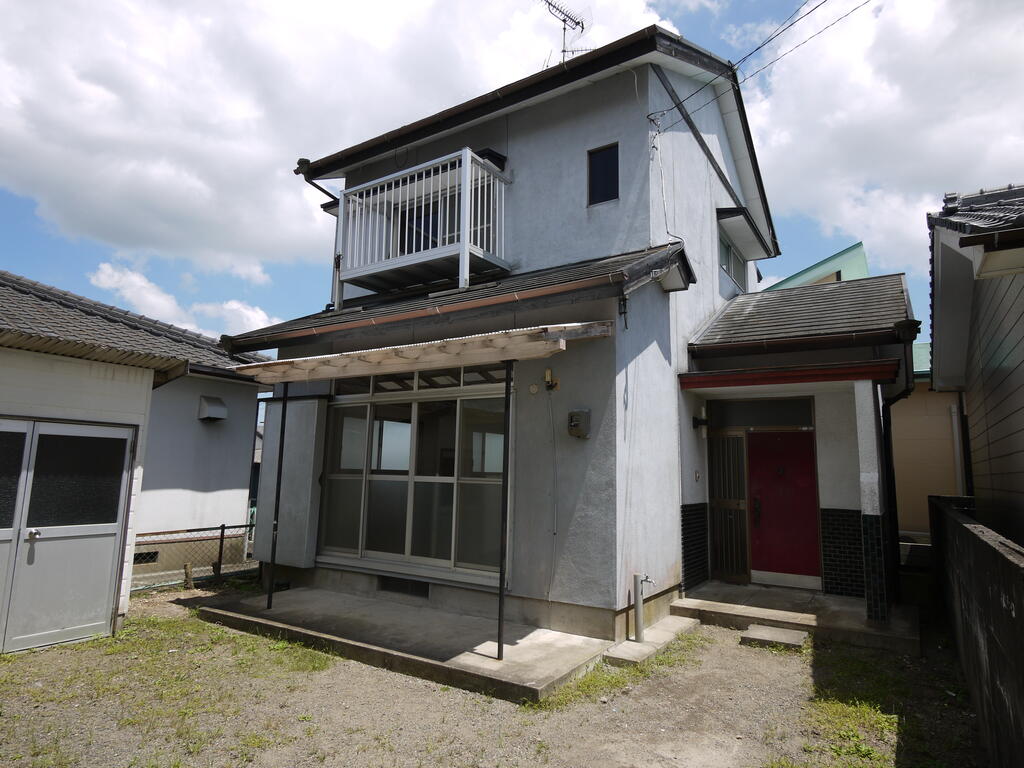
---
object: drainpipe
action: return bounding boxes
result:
[880,320,921,605]
[496,360,514,660]
[266,381,289,610]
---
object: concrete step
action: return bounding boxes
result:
[671,596,918,654]
[672,596,815,633]
[740,624,808,650]
[603,615,699,667]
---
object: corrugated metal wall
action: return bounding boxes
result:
[964,272,1024,546]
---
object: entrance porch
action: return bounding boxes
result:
[673,581,918,653]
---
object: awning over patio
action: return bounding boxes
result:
[233,322,612,385]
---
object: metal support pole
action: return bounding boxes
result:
[266,381,289,610]
[496,360,514,660]
[215,523,226,580]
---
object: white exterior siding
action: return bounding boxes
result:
[0,347,153,617]
[138,375,259,534]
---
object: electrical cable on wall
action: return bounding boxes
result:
[545,386,560,601]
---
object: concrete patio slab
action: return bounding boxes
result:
[603,615,699,667]
[740,624,808,649]
[673,581,919,654]
[195,587,611,702]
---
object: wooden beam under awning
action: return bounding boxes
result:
[233,322,613,385]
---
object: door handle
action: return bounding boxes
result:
[26,528,41,540]
[752,498,761,528]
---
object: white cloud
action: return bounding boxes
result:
[654,0,725,15]
[0,1,673,286]
[758,275,783,290]
[89,262,280,338]
[192,299,282,337]
[739,0,1024,278]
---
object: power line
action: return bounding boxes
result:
[656,0,873,132]
[686,0,874,121]
[647,0,830,124]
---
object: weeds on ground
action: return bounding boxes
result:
[762,636,980,768]
[0,614,334,766]
[525,629,712,711]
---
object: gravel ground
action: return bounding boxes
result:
[0,585,983,768]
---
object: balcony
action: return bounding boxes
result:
[338,148,510,293]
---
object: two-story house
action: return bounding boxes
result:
[222,26,918,650]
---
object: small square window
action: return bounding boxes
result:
[588,144,619,206]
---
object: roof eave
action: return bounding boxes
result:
[298,27,732,181]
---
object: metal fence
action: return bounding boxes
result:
[131,523,257,591]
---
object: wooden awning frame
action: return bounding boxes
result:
[234,322,612,385]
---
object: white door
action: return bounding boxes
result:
[1,421,133,652]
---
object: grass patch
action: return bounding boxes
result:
[763,636,981,768]
[0,614,335,766]
[526,630,712,711]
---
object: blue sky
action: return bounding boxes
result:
[2,0,1020,341]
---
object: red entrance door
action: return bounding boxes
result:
[746,431,820,577]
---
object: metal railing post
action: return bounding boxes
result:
[215,523,226,581]
[459,148,472,289]
[266,381,289,610]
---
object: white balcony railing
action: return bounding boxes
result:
[338,148,510,291]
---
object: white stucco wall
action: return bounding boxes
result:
[341,67,654,283]
[815,388,861,509]
[137,375,259,533]
[614,281,681,609]
[0,347,153,617]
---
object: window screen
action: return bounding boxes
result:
[708,399,813,429]
[588,144,619,205]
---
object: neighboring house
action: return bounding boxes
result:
[0,270,262,651]
[768,245,963,540]
[223,26,918,641]
[890,342,963,538]
[930,184,1024,546]
[765,240,869,291]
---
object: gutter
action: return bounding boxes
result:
[688,329,903,358]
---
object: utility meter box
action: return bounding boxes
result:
[567,409,591,439]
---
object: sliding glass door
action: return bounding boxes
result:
[318,365,508,575]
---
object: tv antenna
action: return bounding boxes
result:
[541,1,591,63]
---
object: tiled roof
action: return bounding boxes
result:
[692,274,911,348]
[928,185,1024,233]
[225,244,694,352]
[0,270,265,371]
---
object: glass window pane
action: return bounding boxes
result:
[463,363,507,386]
[326,406,367,474]
[334,376,371,395]
[587,144,619,205]
[455,482,502,570]
[411,482,453,560]
[27,434,127,526]
[416,401,457,477]
[369,404,411,474]
[417,368,460,390]
[0,430,26,528]
[364,479,408,554]
[374,372,415,393]
[460,399,505,478]
[322,478,362,551]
